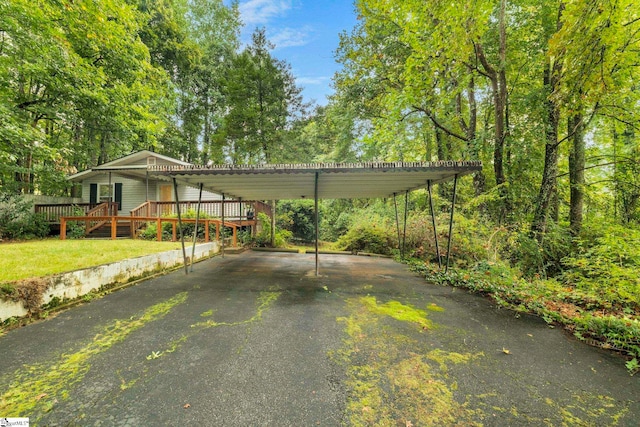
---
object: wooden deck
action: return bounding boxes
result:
[36,200,271,224]
[59,215,256,245]
[36,200,270,241]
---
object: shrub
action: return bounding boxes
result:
[335,217,395,255]
[561,223,640,308]
[0,193,50,240]
[255,212,291,247]
[65,206,88,239]
[138,209,217,241]
[277,200,316,242]
[511,222,572,278]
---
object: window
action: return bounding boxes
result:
[147,156,156,166]
[98,184,113,202]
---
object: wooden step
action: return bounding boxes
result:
[87,224,133,238]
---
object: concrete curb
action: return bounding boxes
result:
[0,242,220,323]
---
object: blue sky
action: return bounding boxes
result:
[234,0,359,106]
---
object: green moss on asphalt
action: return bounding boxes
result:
[360,296,433,330]
[0,292,188,418]
[335,295,482,426]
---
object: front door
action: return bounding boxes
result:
[160,184,173,215]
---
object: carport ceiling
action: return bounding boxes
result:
[150,161,482,200]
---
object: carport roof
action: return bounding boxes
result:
[149,161,482,200]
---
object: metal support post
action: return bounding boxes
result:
[427,181,442,268]
[402,190,409,259]
[190,183,203,272]
[315,171,319,276]
[393,193,401,256]
[173,177,189,275]
[445,174,459,272]
[221,193,225,258]
[108,172,112,215]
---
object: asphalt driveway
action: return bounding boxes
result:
[1,251,638,425]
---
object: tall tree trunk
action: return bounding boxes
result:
[531,58,561,239]
[474,0,508,216]
[203,89,211,164]
[466,77,486,196]
[435,125,446,161]
[494,0,507,187]
[569,110,585,235]
[435,126,450,199]
[98,133,108,165]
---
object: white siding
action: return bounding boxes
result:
[180,185,221,201]
[81,174,149,214]
[82,177,221,210]
[128,156,179,168]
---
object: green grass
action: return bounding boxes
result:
[0,239,183,282]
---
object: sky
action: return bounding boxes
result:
[234,0,359,106]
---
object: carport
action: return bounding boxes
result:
[150,161,482,275]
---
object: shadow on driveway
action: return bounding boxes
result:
[1,251,638,425]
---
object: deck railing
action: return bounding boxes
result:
[37,200,271,225]
[34,202,118,223]
[84,202,117,234]
[131,200,271,220]
[59,215,241,245]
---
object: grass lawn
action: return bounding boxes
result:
[0,239,183,282]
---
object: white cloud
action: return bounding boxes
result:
[269,26,313,49]
[239,0,292,26]
[296,76,329,85]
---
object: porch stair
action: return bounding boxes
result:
[86,223,135,239]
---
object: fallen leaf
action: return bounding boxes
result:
[36,393,47,400]
[502,348,511,355]
[406,421,414,427]
[183,403,191,409]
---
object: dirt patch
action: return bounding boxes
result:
[544,300,582,319]
[3,278,50,316]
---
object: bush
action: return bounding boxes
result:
[335,217,395,255]
[138,209,218,241]
[561,223,640,308]
[65,206,88,239]
[277,200,316,242]
[255,212,291,247]
[0,193,49,240]
[510,222,572,278]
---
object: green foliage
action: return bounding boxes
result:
[0,0,176,192]
[138,209,218,241]
[276,200,316,243]
[254,212,291,248]
[510,223,573,278]
[217,28,304,164]
[409,257,640,371]
[0,282,16,298]
[335,216,395,255]
[65,207,88,240]
[138,222,170,241]
[0,193,49,240]
[561,224,640,309]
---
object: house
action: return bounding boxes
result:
[67,150,222,214]
[35,151,271,239]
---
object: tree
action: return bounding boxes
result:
[218,28,304,164]
[531,0,640,237]
[0,0,173,194]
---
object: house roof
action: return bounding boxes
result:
[68,150,191,182]
[149,161,482,200]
